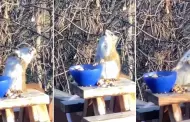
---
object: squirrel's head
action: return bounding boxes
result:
[14,46,37,64]
[97,30,119,57]
[105,30,119,46]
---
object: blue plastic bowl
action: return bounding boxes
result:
[0,76,12,98]
[69,64,103,87]
[143,71,177,93]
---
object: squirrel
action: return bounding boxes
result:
[173,49,190,86]
[3,46,53,120]
[94,29,135,111]
[95,29,131,81]
[159,50,190,122]
[3,45,37,98]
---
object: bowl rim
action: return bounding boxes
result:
[0,76,12,83]
[69,64,102,72]
[143,70,177,79]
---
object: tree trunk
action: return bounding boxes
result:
[127,0,135,80]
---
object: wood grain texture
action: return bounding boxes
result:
[5,109,15,122]
[60,96,111,113]
[70,79,136,99]
[145,90,190,106]
[136,106,159,121]
[27,105,50,122]
[92,97,106,115]
[168,104,182,122]
[82,111,136,122]
[118,95,130,111]
[83,99,90,117]
[0,89,49,110]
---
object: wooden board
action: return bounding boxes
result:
[82,111,136,122]
[60,96,111,113]
[145,90,190,106]
[136,106,159,121]
[54,89,72,108]
[168,104,182,122]
[70,79,136,99]
[92,97,106,115]
[0,89,49,110]
[27,104,50,122]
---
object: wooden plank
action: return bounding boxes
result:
[27,105,50,122]
[18,108,24,122]
[145,90,190,106]
[136,106,159,121]
[35,104,50,122]
[28,106,37,122]
[184,103,190,119]
[70,79,136,99]
[61,99,84,113]
[0,89,49,109]
[2,110,7,122]
[137,105,187,121]
[159,106,164,122]
[82,111,136,122]
[109,97,115,113]
[168,104,182,122]
[54,88,71,99]
[60,96,111,113]
[118,95,130,111]
[53,89,72,107]
[92,97,106,115]
[82,99,90,117]
[5,109,15,122]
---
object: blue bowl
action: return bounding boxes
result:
[0,76,12,98]
[69,64,103,87]
[143,71,177,93]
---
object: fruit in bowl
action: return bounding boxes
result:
[0,76,12,98]
[143,71,177,93]
[69,64,103,87]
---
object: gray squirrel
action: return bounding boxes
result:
[173,49,190,86]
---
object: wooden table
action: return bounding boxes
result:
[145,90,190,122]
[0,89,50,122]
[70,78,136,116]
